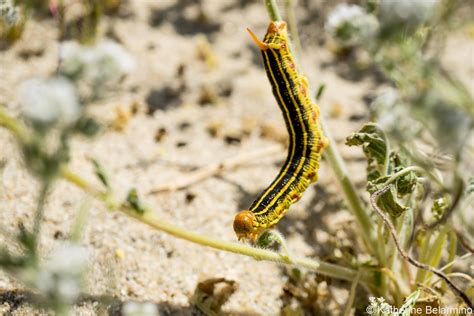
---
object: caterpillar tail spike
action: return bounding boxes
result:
[234,21,327,241]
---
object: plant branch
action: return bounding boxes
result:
[370,186,472,308]
[265,0,281,21]
[455,230,474,253]
[343,269,362,316]
[61,166,360,282]
[0,106,31,142]
[283,0,302,57]
[32,182,50,238]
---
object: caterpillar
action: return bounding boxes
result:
[233,21,328,241]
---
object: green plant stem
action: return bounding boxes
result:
[262,0,379,259]
[265,0,282,21]
[322,119,378,255]
[441,230,457,292]
[70,197,92,242]
[0,159,7,197]
[0,106,31,143]
[382,165,444,189]
[376,217,388,296]
[61,168,360,282]
[416,225,450,283]
[283,0,302,57]
[388,209,413,297]
[0,105,364,283]
[33,182,49,239]
[415,232,433,283]
[343,269,362,316]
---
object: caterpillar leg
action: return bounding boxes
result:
[291,192,302,203]
[299,75,310,97]
[301,75,310,88]
[319,136,329,152]
[307,171,318,183]
[311,107,320,123]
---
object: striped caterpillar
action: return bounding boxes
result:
[233,21,328,241]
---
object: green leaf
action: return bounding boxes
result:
[91,158,110,189]
[431,197,448,221]
[74,117,100,137]
[126,188,146,215]
[397,289,420,316]
[347,123,418,217]
[315,83,326,101]
[388,153,417,196]
[255,230,286,250]
[368,181,407,217]
[346,123,388,181]
[467,177,474,194]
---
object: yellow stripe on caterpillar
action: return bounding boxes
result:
[234,21,327,242]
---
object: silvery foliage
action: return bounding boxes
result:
[379,0,439,28]
[372,88,421,141]
[28,243,89,305]
[18,77,80,127]
[59,40,135,100]
[122,301,159,316]
[325,4,379,47]
[0,0,20,26]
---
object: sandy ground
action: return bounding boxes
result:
[0,0,473,315]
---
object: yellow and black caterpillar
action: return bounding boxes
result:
[233,21,328,241]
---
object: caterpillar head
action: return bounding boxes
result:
[233,210,258,241]
[267,21,287,35]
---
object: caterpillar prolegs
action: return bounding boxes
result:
[233,21,328,241]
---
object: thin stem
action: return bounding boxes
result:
[33,182,50,239]
[60,167,361,282]
[382,165,444,189]
[283,0,302,57]
[416,225,450,283]
[400,145,447,190]
[455,229,474,253]
[149,145,283,194]
[388,209,413,299]
[0,106,31,143]
[0,159,6,197]
[69,197,92,242]
[376,217,388,297]
[415,232,433,283]
[386,166,424,185]
[265,0,282,21]
[441,230,457,292]
[343,269,362,316]
[262,1,379,258]
[324,121,381,257]
[435,253,471,275]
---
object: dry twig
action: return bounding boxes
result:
[148,144,284,194]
